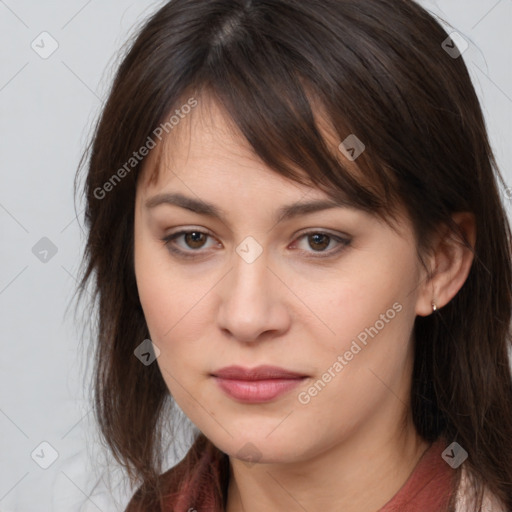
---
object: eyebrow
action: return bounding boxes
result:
[144,192,356,224]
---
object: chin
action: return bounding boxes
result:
[206,430,306,465]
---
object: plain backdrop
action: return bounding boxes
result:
[1,1,511,510]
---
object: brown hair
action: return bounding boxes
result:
[75,0,512,509]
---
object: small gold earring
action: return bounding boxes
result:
[432,301,437,313]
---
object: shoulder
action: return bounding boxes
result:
[124,433,228,512]
[454,464,508,512]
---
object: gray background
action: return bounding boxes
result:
[1,1,511,510]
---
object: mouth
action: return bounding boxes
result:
[211,365,308,403]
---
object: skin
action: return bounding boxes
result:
[133,95,476,512]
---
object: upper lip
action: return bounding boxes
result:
[212,365,307,380]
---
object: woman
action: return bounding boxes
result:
[75,0,512,510]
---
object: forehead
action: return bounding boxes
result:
[135,94,412,241]
[138,95,254,190]
[137,91,365,195]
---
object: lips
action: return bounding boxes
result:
[211,365,308,403]
[212,365,307,380]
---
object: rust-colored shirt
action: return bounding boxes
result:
[125,434,460,511]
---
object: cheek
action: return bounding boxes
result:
[136,266,211,409]
[134,242,217,398]
[137,272,207,354]
[135,248,178,368]
[134,225,199,342]
[296,248,415,350]
[293,307,414,446]
[298,249,418,398]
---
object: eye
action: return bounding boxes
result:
[161,229,351,260]
[161,229,220,259]
[291,231,351,258]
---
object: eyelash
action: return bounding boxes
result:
[160,229,351,260]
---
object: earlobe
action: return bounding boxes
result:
[415,212,476,317]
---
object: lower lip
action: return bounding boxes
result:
[213,377,306,403]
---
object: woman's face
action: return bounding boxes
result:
[134,99,428,464]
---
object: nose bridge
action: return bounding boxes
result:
[228,244,272,309]
[216,241,288,341]
[229,234,271,297]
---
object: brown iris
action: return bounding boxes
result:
[184,231,208,249]
[308,233,330,251]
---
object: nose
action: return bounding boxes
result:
[216,249,291,343]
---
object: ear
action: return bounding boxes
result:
[415,212,477,317]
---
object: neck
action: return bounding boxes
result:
[225,412,429,512]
